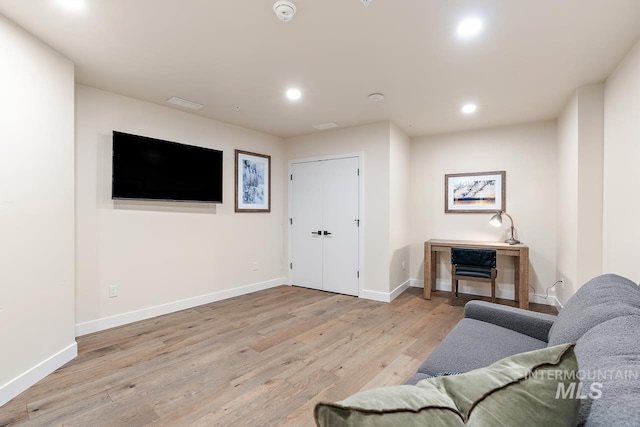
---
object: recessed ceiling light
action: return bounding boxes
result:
[368,93,384,102]
[55,0,86,11]
[461,103,478,114]
[286,88,302,101]
[457,17,483,38]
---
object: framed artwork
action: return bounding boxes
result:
[445,171,505,213]
[235,150,271,212]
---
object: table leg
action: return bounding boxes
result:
[514,258,520,303]
[424,241,433,299]
[518,247,529,309]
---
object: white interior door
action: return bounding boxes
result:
[291,161,323,290]
[321,157,359,296]
[290,157,359,296]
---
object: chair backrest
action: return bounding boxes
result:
[451,248,496,268]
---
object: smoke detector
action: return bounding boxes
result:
[273,1,296,22]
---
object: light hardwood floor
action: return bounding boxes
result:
[0,286,551,426]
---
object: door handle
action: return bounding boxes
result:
[311,230,322,236]
[323,231,332,236]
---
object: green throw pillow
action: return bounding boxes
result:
[315,343,579,427]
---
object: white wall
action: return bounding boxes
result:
[284,122,391,294]
[389,124,411,291]
[556,93,579,300]
[603,39,640,282]
[0,15,76,405]
[576,85,604,286]
[409,121,558,301]
[556,84,605,303]
[75,85,286,334]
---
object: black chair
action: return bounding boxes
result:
[451,248,497,305]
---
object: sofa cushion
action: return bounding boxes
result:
[464,300,556,342]
[417,318,546,376]
[548,274,640,347]
[574,315,640,426]
[315,344,579,427]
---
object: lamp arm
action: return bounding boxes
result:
[503,212,516,241]
[502,211,515,228]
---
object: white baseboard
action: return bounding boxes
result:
[0,342,77,407]
[359,289,390,303]
[529,293,563,309]
[360,279,411,303]
[75,277,288,336]
[389,279,411,301]
[412,278,558,307]
[409,278,423,288]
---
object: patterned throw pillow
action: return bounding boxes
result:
[315,344,579,427]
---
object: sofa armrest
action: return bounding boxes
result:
[464,301,556,342]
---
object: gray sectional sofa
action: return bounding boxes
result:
[406,274,640,426]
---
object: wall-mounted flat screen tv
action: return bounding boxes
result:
[112,131,223,203]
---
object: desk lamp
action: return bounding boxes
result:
[489,211,520,245]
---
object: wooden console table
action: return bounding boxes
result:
[424,239,529,309]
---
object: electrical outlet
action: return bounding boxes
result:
[401,261,406,270]
[109,285,118,298]
[252,261,258,271]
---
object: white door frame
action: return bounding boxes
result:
[288,152,365,297]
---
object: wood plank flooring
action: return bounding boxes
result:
[0,286,552,426]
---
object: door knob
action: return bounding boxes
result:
[311,230,322,236]
[323,231,332,236]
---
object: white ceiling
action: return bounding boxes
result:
[1,0,639,138]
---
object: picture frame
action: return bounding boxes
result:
[445,171,505,213]
[235,150,271,213]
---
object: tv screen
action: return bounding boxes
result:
[112,131,223,203]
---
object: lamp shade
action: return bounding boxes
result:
[489,212,502,227]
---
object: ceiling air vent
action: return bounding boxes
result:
[312,122,340,130]
[167,96,205,110]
